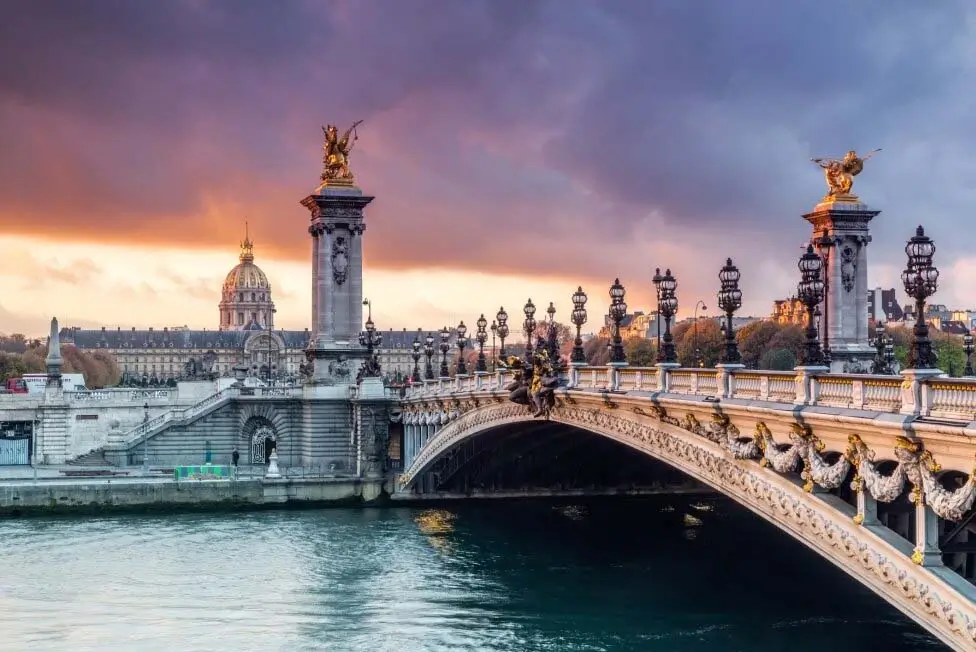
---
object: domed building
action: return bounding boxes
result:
[61,229,429,385]
[218,229,276,331]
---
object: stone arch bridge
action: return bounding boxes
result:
[397,365,976,652]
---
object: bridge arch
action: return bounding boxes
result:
[400,402,976,651]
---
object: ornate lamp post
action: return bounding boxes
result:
[545,302,559,360]
[489,320,498,370]
[423,332,435,380]
[495,307,509,359]
[717,258,742,364]
[523,299,537,357]
[965,331,974,377]
[693,300,707,367]
[438,327,451,378]
[455,320,469,375]
[475,314,488,372]
[608,278,627,364]
[901,226,939,370]
[797,244,826,366]
[411,331,422,381]
[652,267,663,352]
[656,269,678,364]
[357,310,383,378]
[815,229,834,365]
[570,286,588,364]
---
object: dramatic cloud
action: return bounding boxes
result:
[1,0,975,311]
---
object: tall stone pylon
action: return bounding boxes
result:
[300,121,374,385]
[805,150,882,372]
[45,316,63,386]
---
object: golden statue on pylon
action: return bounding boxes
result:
[810,149,880,200]
[321,120,363,184]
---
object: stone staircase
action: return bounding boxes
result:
[66,448,112,466]
[112,387,239,451]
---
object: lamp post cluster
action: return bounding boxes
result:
[655,269,678,364]
[571,286,588,364]
[455,321,469,375]
[717,258,742,364]
[901,225,940,370]
[475,314,488,372]
[358,299,383,377]
[797,244,827,367]
[438,328,451,378]
[814,229,834,366]
[608,279,627,364]
[871,322,895,375]
[523,299,537,357]
[495,307,509,360]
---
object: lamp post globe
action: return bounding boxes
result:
[608,278,627,364]
[495,307,509,359]
[570,286,588,364]
[717,257,742,364]
[423,332,435,380]
[797,244,826,366]
[438,327,451,378]
[475,314,489,372]
[523,299,537,357]
[455,320,469,375]
[656,269,679,364]
[901,226,939,370]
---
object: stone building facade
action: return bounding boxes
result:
[771,297,807,326]
[62,236,452,384]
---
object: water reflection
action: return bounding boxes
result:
[0,497,944,652]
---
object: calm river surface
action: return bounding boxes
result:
[0,497,942,652]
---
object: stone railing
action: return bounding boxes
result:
[110,385,303,449]
[64,388,175,404]
[401,366,976,423]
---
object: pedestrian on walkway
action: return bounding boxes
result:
[232,449,240,467]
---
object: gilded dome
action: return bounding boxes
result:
[222,231,271,292]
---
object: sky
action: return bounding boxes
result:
[2,0,976,337]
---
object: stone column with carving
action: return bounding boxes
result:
[803,195,879,373]
[301,185,374,385]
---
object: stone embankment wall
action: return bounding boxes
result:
[0,477,387,516]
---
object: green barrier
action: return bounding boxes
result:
[174,464,233,481]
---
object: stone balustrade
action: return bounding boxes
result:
[64,388,175,404]
[115,385,304,448]
[403,366,976,425]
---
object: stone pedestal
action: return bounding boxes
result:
[715,363,744,399]
[804,196,880,373]
[301,182,374,386]
[353,377,390,478]
[265,449,282,478]
[794,365,829,405]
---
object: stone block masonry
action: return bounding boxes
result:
[0,477,386,516]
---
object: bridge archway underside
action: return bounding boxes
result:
[399,390,976,652]
[418,421,696,495]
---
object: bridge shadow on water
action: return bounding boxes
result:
[399,495,945,652]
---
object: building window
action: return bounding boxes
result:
[238,312,244,325]
[251,312,257,323]
[251,292,256,301]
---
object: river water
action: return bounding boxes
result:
[0,497,943,651]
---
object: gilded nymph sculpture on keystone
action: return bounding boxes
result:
[810,148,881,200]
[498,344,562,419]
[321,120,364,182]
